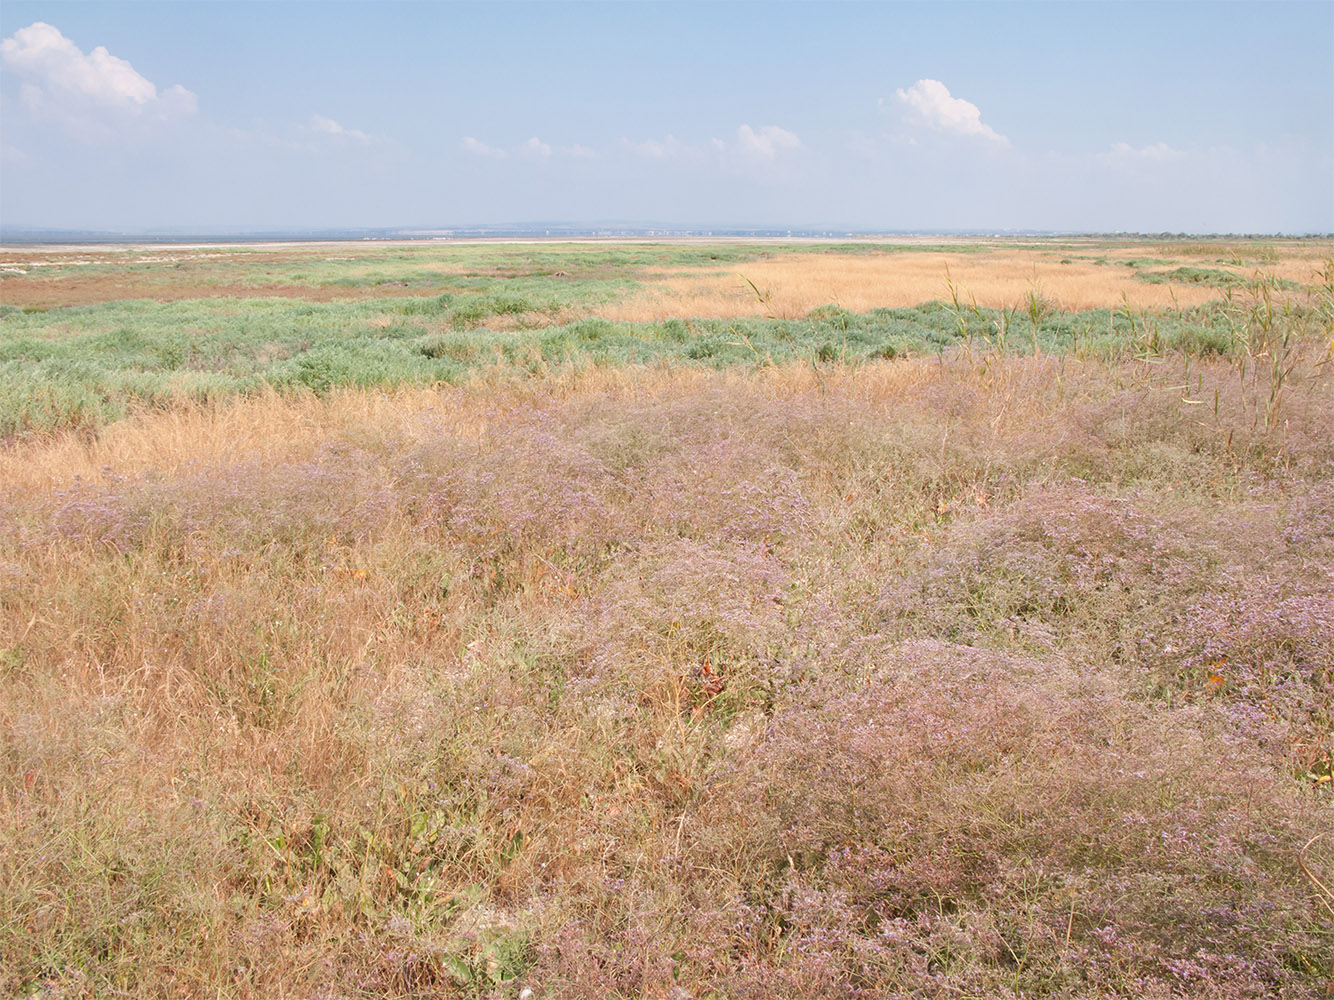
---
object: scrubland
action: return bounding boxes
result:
[2,239,1333,998]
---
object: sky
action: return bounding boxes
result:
[1,1,1331,234]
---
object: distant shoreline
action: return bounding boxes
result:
[4,232,1329,252]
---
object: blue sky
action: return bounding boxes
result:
[2,1,1331,233]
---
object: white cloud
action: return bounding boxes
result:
[735,124,802,160]
[0,21,196,137]
[308,114,368,143]
[893,79,1007,145]
[461,136,507,158]
[2,21,155,106]
[519,136,552,160]
[564,143,596,159]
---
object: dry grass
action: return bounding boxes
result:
[0,278,448,309]
[4,238,1333,996]
[595,245,1330,321]
[3,343,1333,997]
[6,239,1329,314]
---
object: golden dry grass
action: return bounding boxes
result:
[594,245,1332,321]
[0,364,938,493]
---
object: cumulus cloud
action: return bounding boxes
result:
[308,114,368,143]
[0,21,196,137]
[735,124,802,160]
[893,78,1007,145]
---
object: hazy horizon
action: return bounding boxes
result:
[4,223,1331,242]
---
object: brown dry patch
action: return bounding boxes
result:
[591,250,1302,321]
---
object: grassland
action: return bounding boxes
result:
[2,238,1333,998]
[2,239,1330,441]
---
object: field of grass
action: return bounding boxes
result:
[2,239,1330,441]
[2,239,1333,998]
